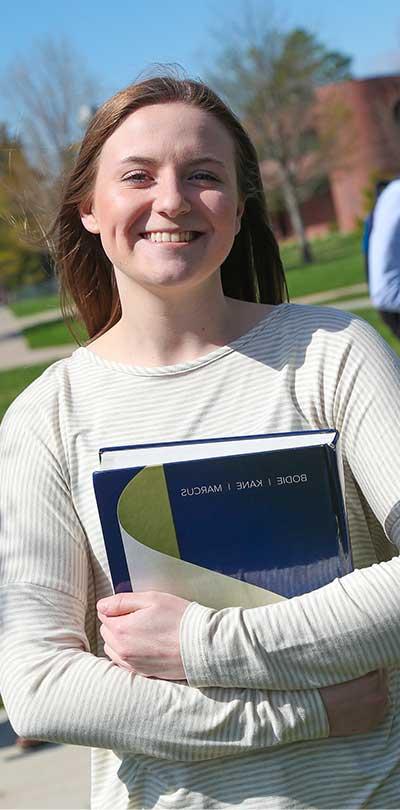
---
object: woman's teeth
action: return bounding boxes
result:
[142,231,198,243]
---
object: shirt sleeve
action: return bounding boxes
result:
[180,317,400,691]
[0,392,329,760]
[369,181,400,312]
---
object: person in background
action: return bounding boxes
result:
[368,177,400,339]
[362,179,389,281]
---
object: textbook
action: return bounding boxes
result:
[93,430,352,609]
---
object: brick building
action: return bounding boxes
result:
[266,74,400,238]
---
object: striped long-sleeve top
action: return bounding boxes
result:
[1,303,400,809]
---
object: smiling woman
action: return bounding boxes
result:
[1,71,400,810]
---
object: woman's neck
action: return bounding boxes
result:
[87,276,273,368]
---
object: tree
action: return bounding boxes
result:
[207,21,353,263]
[0,38,100,295]
[1,37,100,228]
[0,125,48,291]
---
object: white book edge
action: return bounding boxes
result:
[98,430,338,470]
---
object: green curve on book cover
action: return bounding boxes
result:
[117,466,180,558]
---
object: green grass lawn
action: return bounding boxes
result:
[23,317,87,348]
[10,294,60,317]
[282,232,365,299]
[0,363,54,421]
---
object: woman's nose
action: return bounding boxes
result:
[153,175,191,217]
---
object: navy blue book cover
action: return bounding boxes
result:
[93,434,352,606]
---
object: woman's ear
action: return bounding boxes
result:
[80,200,101,235]
[235,199,245,235]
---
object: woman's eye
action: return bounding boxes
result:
[123,172,150,184]
[191,171,220,182]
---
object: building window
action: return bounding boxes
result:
[393,99,400,126]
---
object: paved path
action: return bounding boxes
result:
[0,306,76,370]
[0,710,90,809]
[292,282,369,305]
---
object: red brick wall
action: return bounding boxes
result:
[316,76,400,231]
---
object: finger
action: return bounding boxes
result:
[97,591,154,616]
[103,642,134,671]
[99,621,116,649]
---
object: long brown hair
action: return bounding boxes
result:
[51,72,288,340]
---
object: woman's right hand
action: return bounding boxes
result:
[320,669,389,736]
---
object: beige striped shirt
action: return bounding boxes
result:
[1,303,400,809]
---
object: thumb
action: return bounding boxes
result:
[97,591,153,616]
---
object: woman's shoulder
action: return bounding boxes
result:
[279,305,400,397]
[281,301,361,330]
[276,302,390,346]
[251,302,400,375]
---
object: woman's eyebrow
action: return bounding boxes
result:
[186,157,226,168]
[117,155,226,168]
[118,156,155,166]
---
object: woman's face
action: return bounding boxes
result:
[80,102,244,296]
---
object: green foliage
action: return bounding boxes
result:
[361,172,396,218]
[0,123,50,291]
[208,25,352,159]
[281,29,352,86]
[0,239,48,291]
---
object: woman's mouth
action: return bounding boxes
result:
[140,231,202,244]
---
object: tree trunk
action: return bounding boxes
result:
[279,165,313,264]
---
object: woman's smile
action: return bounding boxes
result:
[139,230,203,244]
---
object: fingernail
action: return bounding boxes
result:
[97,600,109,612]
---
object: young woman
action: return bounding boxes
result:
[1,75,399,810]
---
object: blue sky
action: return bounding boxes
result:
[1,0,399,132]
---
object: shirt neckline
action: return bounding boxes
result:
[73,303,289,377]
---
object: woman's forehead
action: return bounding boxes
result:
[100,102,235,166]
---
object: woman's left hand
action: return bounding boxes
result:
[97,591,190,680]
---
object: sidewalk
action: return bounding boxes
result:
[0,306,76,370]
[0,710,90,809]
[292,282,369,305]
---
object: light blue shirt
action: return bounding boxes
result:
[369,178,400,312]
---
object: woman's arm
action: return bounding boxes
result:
[0,581,330,758]
[96,590,389,737]
[180,557,400,690]
[179,317,400,691]
[0,396,329,759]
